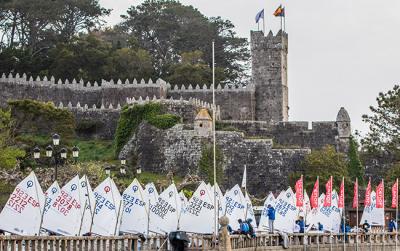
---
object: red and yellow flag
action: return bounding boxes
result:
[273,5,285,17]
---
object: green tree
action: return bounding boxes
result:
[118,0,249,85]
[361,85,400,155]
[104,47,154,81]
[291,146,349,194]
[198,144,224,184]
[347,137,365,186]
[0,108,25,170]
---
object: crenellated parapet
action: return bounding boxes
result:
[168,83,255,93]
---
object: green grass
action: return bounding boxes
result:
[15,134,115,162]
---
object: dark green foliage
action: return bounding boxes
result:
[118,0,250,85]
[361,85,400,156]
[114,103,181,155]
[347,137,365,186]
[147,114,181,129]
[290,145,350,196]
[8,100,75,138]
[198,144,224,184]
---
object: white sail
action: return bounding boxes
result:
[178,191,188,219]
[223,184,246,230]
[258,192,276,231]
[149,183,181,234]
[307,191,342,233]
[180,182,215,234]
[92,177,122,236]
[212,183,225,222]
[299,190,312,224]
[360,191,385,226]
[306,193,325,232]
[244,192,257,230]
[44,181,60,214]
[0,172,45,235]
[43,175,82,236]
[274,187,299,233]
[78,176,95,235]
[120,179,148,235]
[145,182,159,207]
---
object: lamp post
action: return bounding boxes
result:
[32,134,80,182]
[104,165,111,177]
[120,157,127,175]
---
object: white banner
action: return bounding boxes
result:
[360,191,385,226]
[120,179,148,235]
[92,177,122,236]
[244,192,257,230]
[149,183,181,234]
[43,176,82,236]
[0,172,44,235]
[180,182,215,234]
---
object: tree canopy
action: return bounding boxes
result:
[0,0,250,85]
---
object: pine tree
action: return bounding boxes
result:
[347,137,365,186]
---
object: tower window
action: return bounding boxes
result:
[199,123,203,128]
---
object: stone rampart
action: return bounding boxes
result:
[65,97,218,140]
[218,120,339,150]
[168,83,255,121]
[132,122,309,196]
[0,73,167,108]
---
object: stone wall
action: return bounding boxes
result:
[168,84,255,121]
[0,73,167,108]
[69,98,216,140]
[129,122,309,196]
[218,120,340,150]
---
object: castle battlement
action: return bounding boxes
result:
[1,73,166,90]
[168,83,255,92]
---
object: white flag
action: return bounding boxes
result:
[241,166,247,188]
[43,175,82,236]
[223,184,246,230]
[0,172,45,235]
[180,182,215,234]
[149,183,181,234]
[120,179,148,235]
[78,176,95,235]
[92,177,122,236]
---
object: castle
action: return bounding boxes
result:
[0,30,351,196]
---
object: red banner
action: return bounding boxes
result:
[310,178,319,209]
[338,178,345,208]
[295,176,304,207]
[376,180,384,208]
[352,179,358,208]
[392,179,398,209]
[323,176,333,207]
[364,178,371,206]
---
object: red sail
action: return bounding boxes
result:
[338,179,345,208]
[310,179,319,209]
[295,176,304,207]
[376,180,384,208]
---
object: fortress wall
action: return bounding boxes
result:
[133,123,309,196]
[0,74,167,108]
[168,84,255,120]
[66,98,208,140]
[218,120,339,150]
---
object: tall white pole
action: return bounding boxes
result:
[356,178,359,251]
[396,178,398,250]
[212,40,218,238]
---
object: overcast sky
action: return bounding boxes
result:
[99,0,400,134]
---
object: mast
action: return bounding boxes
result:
[212,40,218,237]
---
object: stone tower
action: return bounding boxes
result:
[194,108,212,137]
[336,107,351,152]
[251,30,288,122]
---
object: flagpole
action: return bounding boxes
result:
[263,16,265,34]
[356,178,359,251]
[396,178,398,250]
[212,40,218,238]
[342,177,346,251]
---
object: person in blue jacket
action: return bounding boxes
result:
[298,217,305,233]
[389,218,397,232]
[267,204,276,233]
